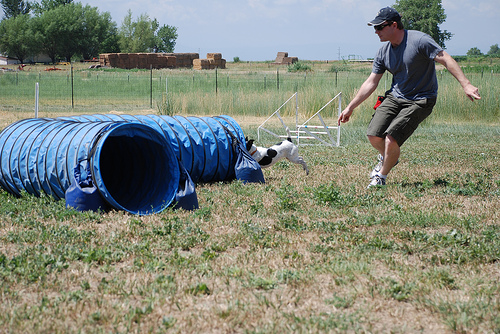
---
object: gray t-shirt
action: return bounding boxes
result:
[372,30,443,100]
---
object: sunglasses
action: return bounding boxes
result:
[374,22,392,31]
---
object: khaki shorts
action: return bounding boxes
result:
[367,94,437,147]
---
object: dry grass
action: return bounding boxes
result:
[1,57,498,333]
[0,110,499,333]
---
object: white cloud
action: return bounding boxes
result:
[443,0,499,17]
[83,0,498,60]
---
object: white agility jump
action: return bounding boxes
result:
[257,92,342,147]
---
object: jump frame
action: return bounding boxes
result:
[257,92,342,147]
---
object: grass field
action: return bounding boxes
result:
[0,60,499,333]
[1,60,498,124]
[0,121,499,333]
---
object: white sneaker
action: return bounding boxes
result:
[370,154,398,178]
[370,154,384,179]
[367,175,386,188]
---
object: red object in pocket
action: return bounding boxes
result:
[374,95,385,110]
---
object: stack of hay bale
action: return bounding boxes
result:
[273,52,298,65]
[99,53,199,69]
[99,53,118,67]
[163,53,199,68]
[193,53,226,70]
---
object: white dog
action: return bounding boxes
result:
[246,129,309,175]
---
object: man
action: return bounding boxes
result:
[338,7,481,188]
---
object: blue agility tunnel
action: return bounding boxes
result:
[0,118,180,215]
[56,114,254,184]
[0,115,263,215]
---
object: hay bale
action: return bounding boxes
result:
[169,53,199,67]
[207,53,222,60]
[99,54,109,67]
[193,58,205,70]
[193,56,226,70]
[100,53,118,67]
[275,52,288,63]
[159,55,176,68]
[193,58,212,70]
[271,52,298,65]
[99,52,200,69]
[193,59,209,66]
[192,53,226,70]
[117,53,130,69]
[130,53,141,68]
[283,56,298,64]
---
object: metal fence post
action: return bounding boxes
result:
[71,63,74,109]
[35,82,39,118]
[150,65,153,108]
[277,68,279,91]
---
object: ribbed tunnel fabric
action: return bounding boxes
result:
[0,119,179,215]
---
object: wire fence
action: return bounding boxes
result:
[1,64,497,123]
[0,66,367,114]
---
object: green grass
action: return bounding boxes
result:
[0,122,499,333]
[1,59,499,332]
[1,60,498,124]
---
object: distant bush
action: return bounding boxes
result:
[452,56,468,62]
[460,64,500,73]
[233,56,241,63]
[287,61,311,72]
[328,63,349,72]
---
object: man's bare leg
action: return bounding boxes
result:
[381,134,400,175]
[367,134,400,187]
[368,135,385,156]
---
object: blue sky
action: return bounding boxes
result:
[82,0,499,61]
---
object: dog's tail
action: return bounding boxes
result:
[285,126,292,142]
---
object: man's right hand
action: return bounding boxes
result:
[338,108,353,125]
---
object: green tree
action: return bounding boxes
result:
[31,2,118,62]
[31,0,72,15]
[131,14,157,52]
[466,47,483,56]
[155,24,177,53]
[1,0,31,18]
[119,11,158,53]
[0,14,37,63]
[118,10,134,52]
[393,0,452,48]
[31,3,85,62]
[31,14,57,62]
[78,6,120,59]
[487,44,500,56]
[119,10,178,53]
